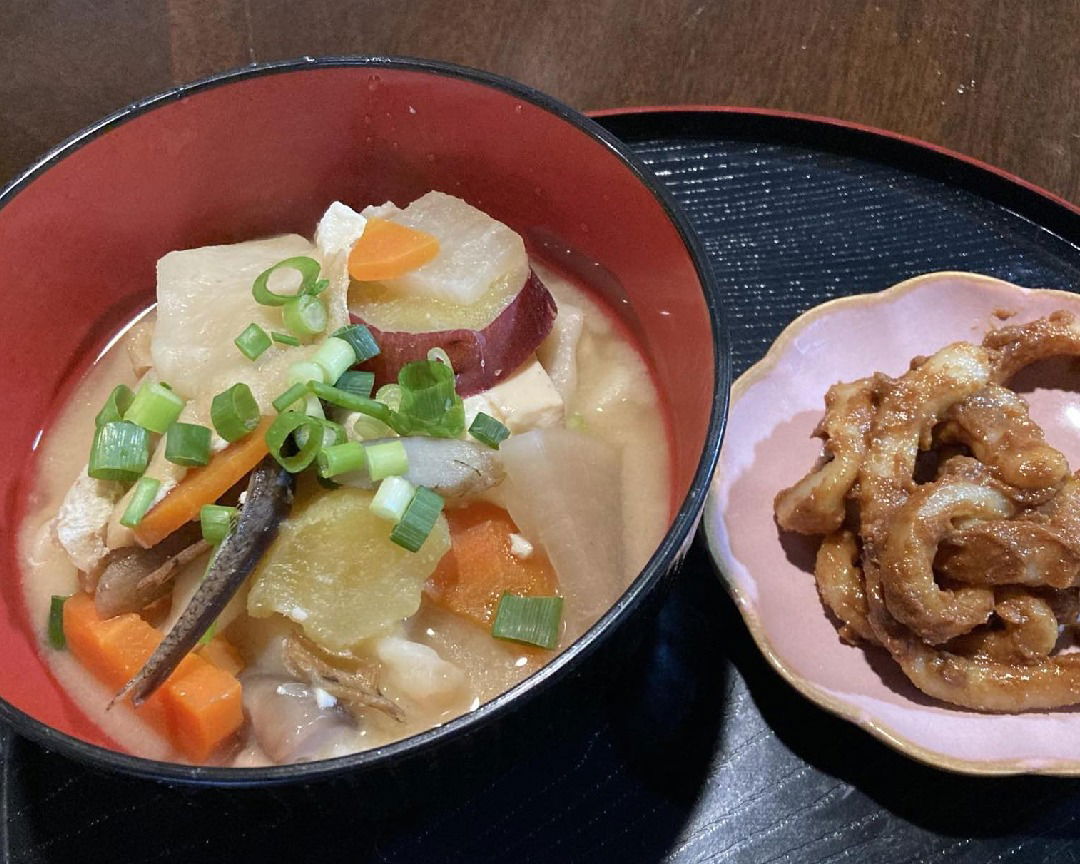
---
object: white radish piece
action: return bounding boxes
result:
[499,428,624,640]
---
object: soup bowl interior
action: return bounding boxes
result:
[0,58,724,782]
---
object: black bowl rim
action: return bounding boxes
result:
[0,56,731,786]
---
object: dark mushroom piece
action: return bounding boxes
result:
[112,457,294,707]
[93,523,209,619]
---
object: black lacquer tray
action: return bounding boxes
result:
[7,109,1080,863]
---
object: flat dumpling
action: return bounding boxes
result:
[151,234,349,412]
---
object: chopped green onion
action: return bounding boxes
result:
[333,324,380,363]
[352,415,396,440]
[282,294,328,340]
[317,441,367,478]
[335,370,375,399]
[427,346,452,370]
[124,381,184,434]
[211,382,260,442]
[88,421,151,482]
[395,360,465,438]
[265,410,324,473]
[95,384,135,428]
[370,475,415,522]
[365,439,409,481]
[491,594,563,650]
[390,486,444,552]
[312,337,357,383]
[272,382,309,413]
[200,504,237,544]
[308,381,400,430]
[48,595,69,650]
[234,323,272,360]
[120,476,161,527]
[271,331,301,347]
[252,256,324,306]
[375,384,402,411]
[164,422,212,467]
[304,394,325,419]
[469,412,510,449]
[288,361,327,387]
[567,412,587,432]
[295,416,345,450]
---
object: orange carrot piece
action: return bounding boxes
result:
[426,502,558,627]
[159,660,243,762]
[347,218,439,282]
[63,593,243,761]
[133,416,274,548]
[196,636,245,678]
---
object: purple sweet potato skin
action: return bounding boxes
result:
[354,270,558,397]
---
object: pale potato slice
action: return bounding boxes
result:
[246,487,450,651]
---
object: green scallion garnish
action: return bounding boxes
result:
[469,412,510,449]
[308,380,401,429]
[316,441,367,478]
[370,475,415,522]
[352,415,395,440]
[272,382,309,413]
[88,420,151,482]
[198,619,218,646]
[265,410,324,473]
[271,331,301,347]
[390,486,444,552]
[119,475,162,527]
[164,422,212,467]
[312,337,358,383]
[124,381,185,434]
[491,594,563,650]
[375,384,402,411]
[282,294,328,341]
[335,370,375,399]
[210,382,260,442]
[295,416,346,451]
[234,322,272,360]
[287,360,327,387]
[332,324,380,363]
[200,504,238,544]
[95,384,135,428]
[395,359,465,438]
[48,595,69,650]
[365,439,409,481]
[252,256,324,306]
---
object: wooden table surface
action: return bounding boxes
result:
[2,0,1079,203]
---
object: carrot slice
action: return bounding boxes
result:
[63,593,243,761]
[159,661,243,762]
[426,502,558,627]
[133,416,273,548]
[348,218,439,282]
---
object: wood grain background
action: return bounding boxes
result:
[2,0,1078,203]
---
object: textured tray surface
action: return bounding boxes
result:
[6,111,1080,863]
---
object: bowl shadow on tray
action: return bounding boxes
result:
[4,548,734,863]
[708,554,1080,843]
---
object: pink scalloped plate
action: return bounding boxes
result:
[705,270,1080,776]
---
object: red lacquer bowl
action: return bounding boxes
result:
[0,58,727,783]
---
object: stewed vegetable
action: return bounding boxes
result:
[19,192,671,766]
